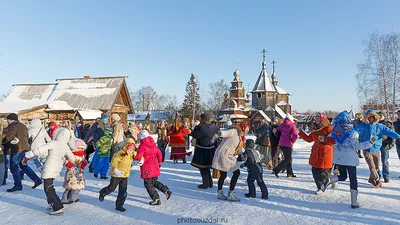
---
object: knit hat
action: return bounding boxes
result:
[194,120,200,126]
[6,113,18,121]
[74,139,87,149]
[245,139,255,149]
[111,114,121,121]
[138,130,149,140]
[101,113,109,119]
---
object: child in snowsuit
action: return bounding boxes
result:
[94,127,113,179]
[239,139,269,199]
[61,138,88,204]
[22,128,79,215]
[136,130,172,205]
[99,138,136,212]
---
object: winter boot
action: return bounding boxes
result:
[198,173,209,189]
[2,181,7,186]
[94,174,98,178]
[165,190,172,200]
[315,189,324,195]
[287,174,297,178]
[99,193,105,202]
[350,189,360,208]
[100,176,108,179]
[245,193,256,198]
[358,150,363,158]
[217,190,227,200]
[32,180,43,189]
[115,206,126,212]
[182,158,187,164]
[208,172,213,188]
[89,168,94,173]
[261,194,269,200]
[49,209,63,216]
[149,199,161,205]
[328,176,339,189]
[384,177,390,183]
[227,190,240,202]
[6,186,22,192]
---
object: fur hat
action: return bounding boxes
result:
[6,113,18,121]
[111,114,121,122]
[138,130,150,140]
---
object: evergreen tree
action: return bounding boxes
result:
[181,73,201,121]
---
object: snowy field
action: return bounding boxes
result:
[1,136,400,225]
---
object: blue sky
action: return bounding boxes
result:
[1,1,399,112]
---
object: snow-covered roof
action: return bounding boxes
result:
[130,110,170,121]
[48,77,130,112]
[77,110,103,120]
[218,114,248,122]
[275,105,286,118]
[274,85,289,95]
[277,100,288,106]
[258,110,271,122]
[265,106,275,111]
[251,60,275,93]
[4,84,57,102]
[0,100,73,114]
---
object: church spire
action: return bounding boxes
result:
[261,49,267,70]
[271,60,278,86]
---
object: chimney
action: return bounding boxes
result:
[84,75,90,79]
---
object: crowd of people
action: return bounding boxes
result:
[0,109,399,216]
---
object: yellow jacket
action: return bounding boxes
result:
[110,138,137,178]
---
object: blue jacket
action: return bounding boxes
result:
[355,110,400,153]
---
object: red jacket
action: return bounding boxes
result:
[299,124,335,169]
[135,137,162,179]
[168,125,190,148]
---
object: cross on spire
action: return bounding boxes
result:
[272,60,276,74]
[261,49,267,61]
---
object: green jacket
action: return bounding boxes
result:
[95,128,113,157]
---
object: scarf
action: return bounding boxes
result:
[330,111,355,145]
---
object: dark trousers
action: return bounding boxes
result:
[271,145,280,167]
[144,177,169,201]
[44,178,63,211]
[273,146,294,176]
[10,151,41,188]
[157,141,167,162]
[218,170,240,191]
[337,164,358,190]
[311,167,331,190]
[199,168,212,187]
[396,139,400,160]
[3,155,10,183]
[100,177,128,208]
[85,142,95,162]
[247,172,268,197]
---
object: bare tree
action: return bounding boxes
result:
[356,31,400,120]
[205,79,229,117]
[130,86,158,111]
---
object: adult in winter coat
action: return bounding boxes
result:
[190,113,219,189]
[212,125,242,202]
[3,113,42,192]
[28,119,52,170]
[135,130,172,205]
[99,138,137,212]
[48,121,58,139]
[355,110,400,188]
[111,114,125,161]
[328,111,374,208]
[238,139,268,199]
[272,114,298,178]
[168,119,191,163]
[394,110,400,162]
[255,120,272,169]
[62,138,87,204]
[352,113,364,159]
[23,128,79,215]
[299,112,335,195]
[156,120,169,162]
[269,118,281,168]
[377,111,396,183]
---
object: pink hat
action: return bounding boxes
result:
[75,139,87,149]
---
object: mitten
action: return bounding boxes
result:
[113,168,123,177]
[65,161,74,168]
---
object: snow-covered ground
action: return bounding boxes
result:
[1,136,400,225]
